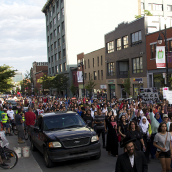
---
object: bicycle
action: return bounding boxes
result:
[0,137,18,169]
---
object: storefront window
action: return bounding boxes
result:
[153,74,165,90]
[110,85,115,99]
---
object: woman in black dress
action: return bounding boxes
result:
[126,120,146,151]
[106,115,118,157]
[118,115,128,145]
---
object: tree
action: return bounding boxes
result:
[135,10,153,19]
[52,74,69,96]
[123,71,131,97]
[0,65,16,93]
[85,75,97,98]
[70,81,76,96]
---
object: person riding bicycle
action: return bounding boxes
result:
[1,109,12,136]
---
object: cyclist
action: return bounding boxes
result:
[1,109,12,136]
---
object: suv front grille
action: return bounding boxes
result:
[62,137,90,148]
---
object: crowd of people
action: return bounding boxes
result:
[1,95,172,171]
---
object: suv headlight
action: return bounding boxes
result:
[49,142,62,148]
[91,135,99,142]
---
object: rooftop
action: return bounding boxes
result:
[42,0,53,13]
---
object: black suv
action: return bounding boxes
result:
[29,111,101,168]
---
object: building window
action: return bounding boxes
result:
[54,41,57,49]
[46,15,48,21]
[97,56,99,66]
[51,56,53,62]
[59,64,62,72]
[50,33,52,40]
[56,0,59,8]
[62,22,64,30]
[101,70,103,80]
[151,45,154,59]
[54,29,57,37]
[107,41,114,53]
[59,51,61,59]
[89,73,90,80]
[62,35,65,43]
[63,62,66,71]
[48,57,50,63]
[107,62,115,76]
[57,25,60,33]
[58,38,61,46]
[170,40,172,51]
[149,3,163,11]
[154,44,156,58]
[53,6,55,13]
[49,68,51,74]
[55,53,57,61]
[53,17,56,25]
[167,5,172,11]
[93,71,97,80]
[50,11,52,17]
[51,44,53,51]
[133,57,143,73]
[88,59,90,68]
[63,49,66,57]
[56,66,58,73]
[48,47,50,53]
[84,73,87,80]
[101,56,103,65]
[50,21,52,29]
[93,58,95,67]
[57,13,60,20]
[123,36,128,49]
[98,70,100,80]
[47,25,49,31]
[131,31,142,44]
[52,67,54,74]
[116,38,121,51]
[47,36,49,42]
[141,2,144,10]
[62,7,64,15]
[85,60,86,69]
[119,61,128,75]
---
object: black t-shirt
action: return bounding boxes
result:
[119,122,128,135]
[83,115,93,128]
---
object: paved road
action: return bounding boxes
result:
[26,138,162,172]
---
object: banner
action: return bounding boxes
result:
[156,46,166,68]
[163,87,169,99]
[140,88,159,103]
[166,90,172,104]
[77,71,83,83]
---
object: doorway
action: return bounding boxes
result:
[121,85,126,98]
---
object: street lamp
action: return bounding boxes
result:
[157,24,169,87]
[78,62,85,97]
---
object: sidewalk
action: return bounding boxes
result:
[1,135,42,172]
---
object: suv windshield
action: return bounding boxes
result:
[43,113,86,131]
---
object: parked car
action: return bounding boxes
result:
[29,111,101,168]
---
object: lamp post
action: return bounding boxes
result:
[157,24,169,87]
[78,62,85,97]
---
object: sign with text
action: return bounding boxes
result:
[140,88,159,103]
[77,71,83,83]
[166,91,172,104]
[156,46,166,68]
[163,87,169,99]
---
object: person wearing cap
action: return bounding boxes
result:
[115,136,148,172]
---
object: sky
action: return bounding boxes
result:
[0,0,138,76]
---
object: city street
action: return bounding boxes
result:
[26,138,162,172]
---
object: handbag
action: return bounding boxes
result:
[155,132,168,158]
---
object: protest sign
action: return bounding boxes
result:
[166,90,172,104]
[163,87,169,99]
[140,88,159,103]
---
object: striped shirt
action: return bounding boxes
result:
[94,114,105,130]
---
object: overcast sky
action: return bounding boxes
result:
[0,0,138,76]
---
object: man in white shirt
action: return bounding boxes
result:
[7,107,14,121]
[90,104,97,118]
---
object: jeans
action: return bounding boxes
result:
[16,125,24,139]
[96,128,105,146]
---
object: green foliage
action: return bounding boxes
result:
[70,81,76,96]
[85,75,97,98]
[135,10,153,19]
[0,65,16,93]
[123,71,131,96]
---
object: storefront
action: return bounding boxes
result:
[106,79,115,100]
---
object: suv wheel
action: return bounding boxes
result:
[91,151,101,160]
[43,149,54,168]
[30,140,36,151]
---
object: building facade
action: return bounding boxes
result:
[84,48,106,98]
[139,0,172,17]
[31,61,48,90]
[146,27,172,89]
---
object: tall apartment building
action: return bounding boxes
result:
[139,0,172,17]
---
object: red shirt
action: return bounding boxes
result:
[25,111,36,126]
